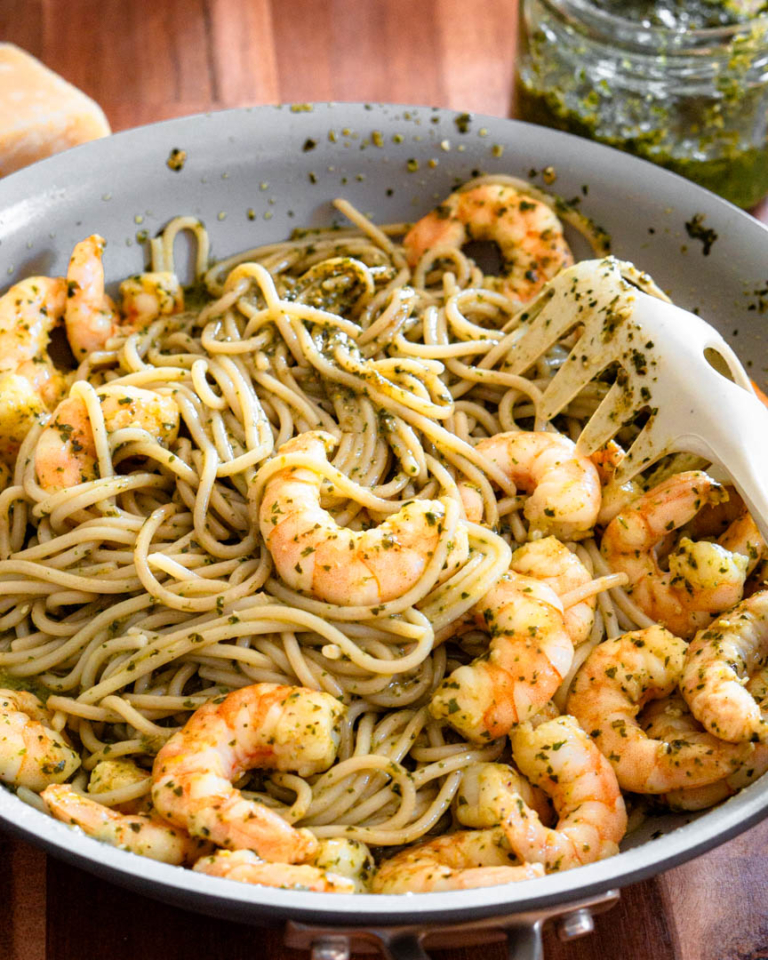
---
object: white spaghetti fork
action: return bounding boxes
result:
[502,257,768,538]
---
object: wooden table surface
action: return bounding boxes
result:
[1,1,767,958]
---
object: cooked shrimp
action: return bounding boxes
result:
[683,487,749,540]
[502,715,627,871]
[718,513,765,575]
[431,540,592,740]
[371,829,544,893]
[0,276,67,391]
[681,590,768,743]
[42,783,208,866]
[601,472,751,638]
[657,755,768,811]
[641,694,768,811]
[403,184,573,302]
[65,235,124,358]
[193,849,356,893]
[0,276,68,462]
[455,762,553,828]
[430,570,573,740]
[35,385,180,490]
[0,370,62,467]
[195,838,374,893]
[529,698,562,726]
[510,537,596,645]
[258,431,468,606]
[681,488,765,579]
[0,689,80,791]
[567,627,750,792]
[152,683,344,862]
[589,440,625,487]
[311,838,375,893]
[460,432,601,540]
[589,440,644,525]
[119,272,184,327]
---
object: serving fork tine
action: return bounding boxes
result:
[504,257,768,539]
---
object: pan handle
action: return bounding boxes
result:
[376,923,543,960]
[507,924,544,960]
[287,888,619,960]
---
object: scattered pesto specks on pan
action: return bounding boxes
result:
[167,148,187,172]
[684,214,719,256]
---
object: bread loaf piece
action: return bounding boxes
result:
[0,43,110,176]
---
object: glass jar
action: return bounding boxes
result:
[515,0,768,208]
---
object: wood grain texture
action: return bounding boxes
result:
[660,824,768,960]
[0,836,47,960]
[0,0,767,957]
[0,0,517,128]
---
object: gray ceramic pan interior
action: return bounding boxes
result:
[0,103,767,928]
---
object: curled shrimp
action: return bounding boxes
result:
[567,627,750,792]
[509,537,596,645]
[601,472,754,638]
[0,276,68,462]
[430,568,573,740]
[35,384,180,490]
[65,235,123,358]
[194,838,374,893]
[403,184,573,303]
[258,431,468,606]
[681,590,768,743]
[42,783,208,866]
[371,829,544,893]
[502,715,627,871]
[454,761,553,828]
[119,272,184,327]
[641,694,768,811]
[0,689,80,791]
[459,431,601,540]
[152,683,345,862]
[194,849,355,893]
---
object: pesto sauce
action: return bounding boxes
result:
[599,0,768,28]
[516,79,768,208]
[517,0,768,207]
[0,669,51,702]
[182,282,213,312]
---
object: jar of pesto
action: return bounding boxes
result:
[515,0,768,208]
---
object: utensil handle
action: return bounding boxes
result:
[681,377,768,542]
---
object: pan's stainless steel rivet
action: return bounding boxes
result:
[557,908,595,941]
[311,936,351,960]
